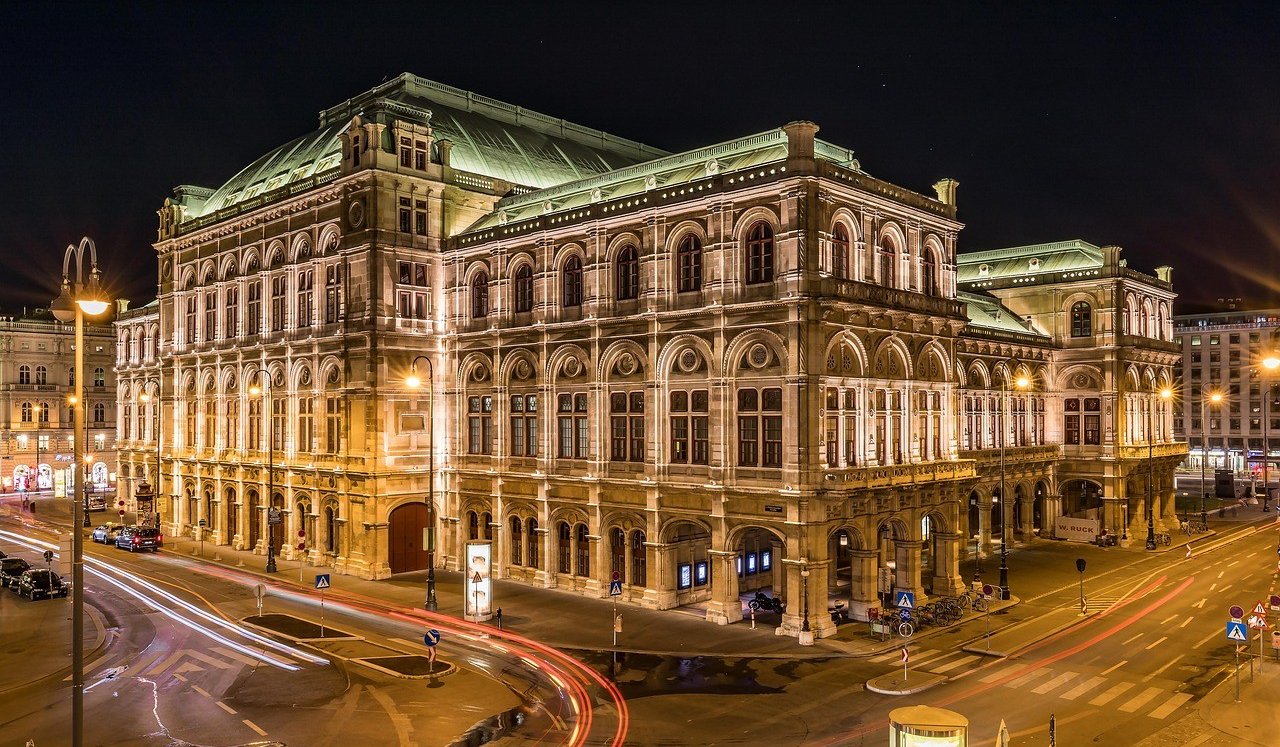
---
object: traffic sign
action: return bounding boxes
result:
[1248,614,1270,630]
[423,629,441,647]
[267,507,282,525]
[895,590,916,609]
[1227,620,1248,642]
[1230,605,1245,620]
[1253,601,1269,616]
[314,574,330,590]
[1271,594,1280,611]
[609,580,623,596]
[899,608,912,621]
[900,647,909,663]
[253,584,265,601]
[983,584,999,599]
[472,571,483,584]
[198,518,207,528]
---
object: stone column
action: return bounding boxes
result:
[977,497,993,554]
[931,532,966,596]
[1019,497,1036,542]
[849,550,879,621]
[893,539,926,603]
[705,550,739,625]
[652,543,676,609]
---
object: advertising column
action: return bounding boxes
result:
[464,540,494,622]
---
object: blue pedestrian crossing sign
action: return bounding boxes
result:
[314,574,330,590]
[609,580,623,596]
[895,590,916,610]
[424,629,441,647]
[1227,620,1249,642]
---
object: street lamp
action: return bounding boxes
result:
[249,371,278,573]
[50,236,109,747]
[137,386,161,527]
[406,355,437,611]
[998,371,1030,601]
[1261,355,1279,512]
[33,404,41,499]
[1200,389,1224,522]
[1145,388,1173,551]
[800,561,812,641]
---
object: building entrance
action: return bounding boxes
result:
[389,502,432,573]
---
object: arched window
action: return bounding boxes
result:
[510,516,524,565]
[610,527,626,583]
[616,245,639,300]
[481,511,493,540]
[527,517,540,568]
[676,234,702,293]
[745,222,774,284]
[832,224,850,279]
[562,255,583,307]
[34,366,46,385]
[324,505,338,553]
[468,510,479,541]
[631,529,647,587]
[558,521,572,573]
[878,238,896,288]
[575,523,590,576]
[68,367,75,387]
[921,249,939,296]
[471,272,489,318]
[94,368,105,387]
[39,402,49,423]
[514,264,534,313]
[1071,301,1092,337]
[18,365,29,385]
[93,403,106,424]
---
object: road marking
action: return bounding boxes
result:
[1032,671,1078,694]
[1100,660,1127,676]
[173,674,188,682]
[1227,561,1240,568]
[1159,614,1178,625]
[1246,551,1258,559]
[908,649,951,667]
[1210,583,1218,591]
[1060,675,1106,700]
[147,650,187,675]
[1090,681,1135,705]
[1123,633,1144,645]
[1220,585,1233,594]
[212,646,267,668]
[185,650,236,670]
[68,654,119,681]
[243,720,267,736]
[928,655,982,674]
[127,649,165,675]
[1147,693,1194,719]
[191,685,211,698]
[1145,636,1168,650]
[1192,598,1207,608]
[1217,571,1225,579]
[980,664,1021,683]
[1179,616,1193,628]
[871,649,920,664]
[216,701,237,715]
[1009,669,1053,688]
[1146,654,1185,681]
[1118,686,1164,712]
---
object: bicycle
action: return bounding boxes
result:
[1154,532,1171,546]
[960,589,989,612]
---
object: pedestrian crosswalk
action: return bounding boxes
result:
[880,648,1198,720]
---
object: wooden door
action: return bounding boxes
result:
[389,502,431,573]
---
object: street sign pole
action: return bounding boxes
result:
[1236,645,1242,701]
[320,586,325,639]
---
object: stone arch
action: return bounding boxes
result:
[965,359,991,389]
[545,343,592,385]
[498,349,541,387]
[599,339,648,382]
[318,356,344,387]
[290,233,313,263]
[1056,364,1102,391]
[914,340,950,383]
[266,239,286,268]
[822,331,869,378]
[219,255,239,281]
[462,259,492,285]
[242,246,262,273]
[605,231,644,262]
[870,336,913,380]
[456,352,494,390]
[551,243,587,272]
[723,328,787,375]
[663,219,709,256]
[731,205,782,244]
[199,261,216,286]
[656,334,718,380]
[290,361,314,392]
[180,266,197,291]
[318,225,341,255]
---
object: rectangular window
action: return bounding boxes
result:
[325,264,342,324]
[185,296,196,344]
[225,286,239,338]
[1065,414,1080,445]
[247,282,262,334]
[559,416,573,458]
[325,396,342,453]
[225,399,239,450]
[204,292,216,341]
[248,399,261,451]
[271,276,287,331]
[399,196,411,233]
[415,200,427,236]
[399,136,412,167]
[1084,414,1101,445]
[467,396,493,454]
[185,401,196,447]
[272,398,286,451]
[298,397,314,453]
[415,139,427,170]
[297,269,313,328]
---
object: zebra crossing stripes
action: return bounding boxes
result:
[1031,671,1079,694]
[1146,693,1193,719]
[927,655,982,674]
[1117,686,1164,713]
[1060,675,1107,700]
[1009,669,1053,688]
[1090,682,1136,706]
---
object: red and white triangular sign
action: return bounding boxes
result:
[1254,601,1269,616]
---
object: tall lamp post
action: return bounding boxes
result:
[50,236,109,747]
[249,370,278,573]
[406,355,437,611]
[1200,389,1224,522]
[1145,387,1173,550]
[138,383,161,526]
[1261,356,1279,512]
[998,371,1031,601]
[33,404,41,498]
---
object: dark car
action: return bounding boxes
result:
[115,526,162,552]
[17,569,68,599]
[91,523,126,544]
[1,557,31,589]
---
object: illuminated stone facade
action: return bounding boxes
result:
[122,74,1184,639]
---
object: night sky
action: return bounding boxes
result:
[3,3,1279,314]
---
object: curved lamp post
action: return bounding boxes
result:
[1200,389,1224,522]
[1145,388,1173,551]
[1262,356,1280,512]
[249,370,278,573]
[998,371,1030,600]
[137,382,161,527]
[406,355,438,611]
[50,236,109,747]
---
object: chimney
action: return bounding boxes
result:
[781,121,819,171]
[932,178,959,207]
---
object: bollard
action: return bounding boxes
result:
[496,607,503,630]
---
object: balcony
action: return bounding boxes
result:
[958,444,1062,469]
[824,459,977,490]
[1116,442,1190,461]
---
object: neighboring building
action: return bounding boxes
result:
[114,299,161,522]
[1171,307,1280,477]
[123,73,1184,640]
[1,307,118,505]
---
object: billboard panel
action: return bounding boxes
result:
[464,540,493,621]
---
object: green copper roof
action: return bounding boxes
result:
[958,290,1048,337]
[190,74,669,219]
[955,239,1103,283]
[463,129,859,232]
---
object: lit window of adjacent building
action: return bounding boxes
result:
[94,368,105,387]
[669,390,708,464]
[1190,335,1201,346]
[509,394,538,457]
[609,391,645,463]
[737,387,783,467]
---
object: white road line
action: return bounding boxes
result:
[1060,675,1106,700]
[1122,633,1144,645]
[127,649,166,675]
[1196,627,1225,649]
[1008,669,1053,688]
[1032,672,1078,695]
[1179,617,1193,628]
[1118,686,1164,713]
[1159,615,1178,625]
[217,701,237,715]
[1147,693,1194,719]
[909,649,952,667]
[1145,636,1168,650]
[243,720,267,736]
[1100,660,1127,676]
[1192,598,1207,608]
[185,650,236,670]
[173,673,188,683]
[980,664,1021,683]
[1220,585,1233,594]
[191,685,211,698]
[1146,654,1185,681]
[212,646,268,668]
[1090,682,1135,706]
[870,649,921,664]
[1210,583,1219,591]
[1246,551,1259,559]
[1217,571,1225,579]
[928,655,982,674]
[1227,561,1240,568]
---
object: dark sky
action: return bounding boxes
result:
[4,3,1279,314]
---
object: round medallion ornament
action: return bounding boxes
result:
[162,260,173,280]
[748,344,770,368]
[617,354,637,376]
[1073,373,1090,389]
[471,366,489,383]
[679,349,700,373]
[563,358,582,378]
[347,200,365,228]
[515,359,532,380]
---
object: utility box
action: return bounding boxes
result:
[1216,469,1236,499]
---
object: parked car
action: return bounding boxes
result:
[17,569,68,599]
[1,557,31,589]
[88,494,107,511]
[115,526,162,552]
[91,523,126,544]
